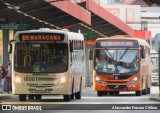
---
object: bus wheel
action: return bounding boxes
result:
[75,77,82,99]
[28,94,34,99]
[142,89,147,95]
[147,88,151,94]
[104,91,109,95]
[135,90,142,96]
[63,95,71,101]
[71,79,74,99]
[75,91,81,99]
[71,93,74,99]
[108,92,114,96]
[19,94,27,101]
[35,95,42,100]
[97,91,103,96]
[114,91,119,95]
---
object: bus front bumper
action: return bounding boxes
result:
[13,82,71,95]
[94,82,140,92]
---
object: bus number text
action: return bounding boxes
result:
[24,77,38,81]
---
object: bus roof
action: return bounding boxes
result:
[15,28,79,35]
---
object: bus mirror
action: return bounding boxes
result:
[70,42,73,52]
[89,50,93,60]
[8,44,12,54]
[141,46,146,58]
[8,40,14,54]
[142,50,146,58]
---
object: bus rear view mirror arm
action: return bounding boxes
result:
[89,49,93,60]
[140,45,146,58]
[69,41,73,52]
[8,39,15,54]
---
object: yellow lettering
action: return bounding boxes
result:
[57,36,61,40]
[22,36,25,41]
[54,36,57,40]
[50,35,54,41]
[35,36,38,40]
[45,35,49,40]
[41,36,44,40]
[22,35,29,41]
[30,36,34,40]
[21,34,62,41]
[38,35,41,40]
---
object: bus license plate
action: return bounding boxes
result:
[36,88,45,91]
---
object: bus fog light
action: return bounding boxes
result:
[128,85,136,87]
[15,76,22,84]
[60,76,66,84]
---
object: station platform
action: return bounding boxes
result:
[150,95,160,102]
[0,87,160,102]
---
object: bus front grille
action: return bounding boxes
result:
[38,78,57,81]
[27,83,58,93]
[27,83,56,86]
[107,85,126,90]
[28,88,53,93]
[27,84,55,87]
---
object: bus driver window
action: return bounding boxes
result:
[24,44,31,67]
[95,50,108,71]
[57,50,67,66]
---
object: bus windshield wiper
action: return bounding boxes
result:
[120,48,129,59]
[105,48,113,59]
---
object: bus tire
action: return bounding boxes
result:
[19,94,27,101]
[63,95,71,101]
[114,91,119,95]
[75,91,81,99]
[142,89,147,95]
[104,91,109,95]
[28,94,34,99]
[71,93,74,99]
[136,90,142,96]
[109,92,114,96]
[75,77,82,99]
[71,79,74,99]
[147,88,151,94]
[35,95,42,100]
[97,91,103,96]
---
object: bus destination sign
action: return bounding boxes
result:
[19,33,64,41]
[96,40,139,48]
[100,41,133,46]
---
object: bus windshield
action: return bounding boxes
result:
[94,49,139,74]
[14,42,68,73]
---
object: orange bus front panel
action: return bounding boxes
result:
[94,79,141,92]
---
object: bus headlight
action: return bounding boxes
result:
[15,76,22,84]
[60,76,66,84]
[95,76,105,84]
[130,76,139,84]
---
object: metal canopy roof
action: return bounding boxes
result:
[0,0,151,42]
[76,1,132,38]
[47,0,134,40]
[0,0,87,29]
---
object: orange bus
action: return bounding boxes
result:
[89,37,151,96]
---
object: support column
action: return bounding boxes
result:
[8,30,15,61]
[85,45,93,87]
[2,30,9,66]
